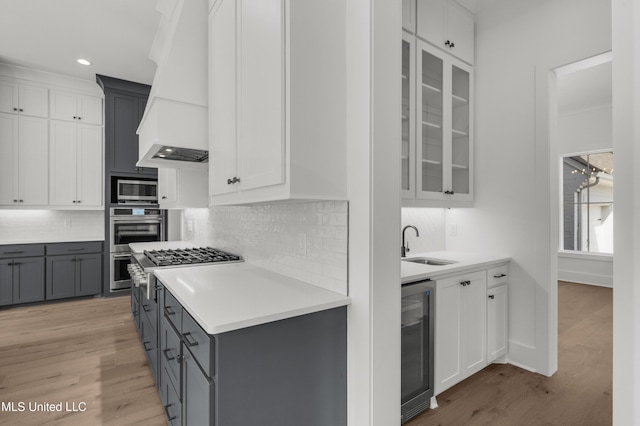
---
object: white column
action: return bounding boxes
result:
[612,0,640,424]
[346,0,401,424]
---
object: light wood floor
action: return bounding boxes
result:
[0,282,612,426]
[407,281,613,426]
[0,296,165,426]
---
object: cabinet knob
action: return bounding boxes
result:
[444,190,455,195]
[19,108,23,112]
[77,200,81,203]
[488,294,495,300]
[19,200,23,203]
[78,117,82,120]
[13,108,17,112]
[73,200,77,203]
[460,280,471,286]
[13,199,17,203]
[73,116,77,119]
[444,40,455,49]
[161,196,167,199]
[227,176,241,184]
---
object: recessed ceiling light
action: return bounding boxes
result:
[77,59,92,66]
[165,148,173,152]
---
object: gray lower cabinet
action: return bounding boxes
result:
[149,282,347,426]
[0,244,46,306]
[0,257,45,305]
[46,242,102,300]
[0,242,103,307]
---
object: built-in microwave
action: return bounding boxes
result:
[117,179,158,204]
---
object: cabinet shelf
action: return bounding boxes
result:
[423,121,442,129]
[452,94,469,107]
[422,82,442,93]
[422,159,442,166]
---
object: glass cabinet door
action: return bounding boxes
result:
[417,45,444,196]
[401,34,415,198]
[451,65,470,196]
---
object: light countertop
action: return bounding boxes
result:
[401,251,510,284]
[154,263,351,334]
[129,240,197,253]
[0,237,104,246]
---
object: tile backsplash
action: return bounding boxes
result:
[0,210,105,244]
[182,201,348,295]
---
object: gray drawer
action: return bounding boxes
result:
[164,288,183,331]
[161,366,182,426]
[0,244,45,258]
[141,295,159,338]
[161,315,182,388]
[182,310,215,377]
[47,241,103,256]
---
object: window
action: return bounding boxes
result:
[562,151,613,253]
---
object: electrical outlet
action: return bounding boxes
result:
[187,220,194,232]
[449,224,457,236]
[297,233,307,255]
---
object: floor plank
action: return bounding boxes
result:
[407,281,613,426]
[0,296,165,426]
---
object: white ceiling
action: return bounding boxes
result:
[0,0,161,85]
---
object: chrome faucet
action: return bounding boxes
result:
[402,225,419,257]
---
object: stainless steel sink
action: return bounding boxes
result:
[402,257,458,266]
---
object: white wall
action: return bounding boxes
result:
[612,0,640,423]
[559,105,612,155]
[446,0,611,374]
[401,208,446,254]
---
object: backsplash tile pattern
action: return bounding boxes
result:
[0,210,105,244]
[182,201,348,295]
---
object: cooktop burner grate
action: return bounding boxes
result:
[144,247,241,267]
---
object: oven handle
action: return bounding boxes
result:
[112,254,133,260]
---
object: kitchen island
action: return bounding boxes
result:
[133,261,350,426]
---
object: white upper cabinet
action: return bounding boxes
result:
[159,168,208,209]
[416,0,474,65]
[49,120,103,208]
[403,40,473,206]
[0,81,48,118]
[0,113,49,206]
[208,0,347,205]
[49,90,103,125]
[402,0,417,33]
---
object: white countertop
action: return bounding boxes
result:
[154,263,351,334]
[401,251,510,284]
[129,240,197,253]
[0,237,104,246]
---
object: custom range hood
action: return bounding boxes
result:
[136,0,208,169]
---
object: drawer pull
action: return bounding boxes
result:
[460,280,471,286]
[164,404,177,421]
[4,251,23,254]
[493,273,507,278]
[488,294,495,300]
[165,306,176,316]
[142,304,151,312]
[142,341,152,352]
[163,348,176,361]
[183,332,199,347]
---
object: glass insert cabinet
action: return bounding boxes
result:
[401,36,473,204]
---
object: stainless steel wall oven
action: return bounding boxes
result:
[109,207,165,291]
